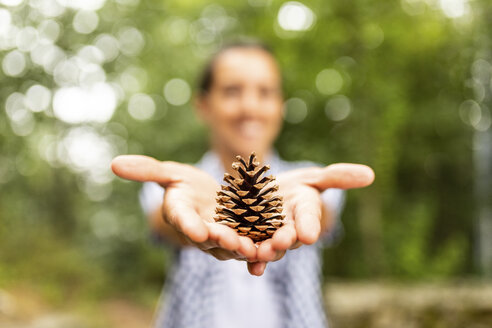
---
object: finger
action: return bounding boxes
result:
[293,198,322,245]
[310,163,375,191]
[168,205,208,243]
[257,239,276,262]
[289,241,303,250]
[111,155,182,186]
[238,236,257,260]
[247,262,267,276]
[271,223,297,251]
[257,239,286,262]
[186,238,218,251]
[206,222,240,252]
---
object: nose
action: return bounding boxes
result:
[239,88,262,116]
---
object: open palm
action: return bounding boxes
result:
[252,164,375,273]
[111,155,257,261]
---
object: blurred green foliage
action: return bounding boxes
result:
[0,0,490,302]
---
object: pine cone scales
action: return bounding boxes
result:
[214,152,285,242]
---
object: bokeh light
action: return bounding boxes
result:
[460,100,482,126]
[440,0,470,18]
[283,97,308,124]
[93,33,120,62]
[31,43,66,74]
[37,19,61,42]
[128,93,156,120]
[30,0,66,17]
[79,62,106,86]
[73,10,99,34]
[77,45,105,65]
[117,27,144,57]
[60,127,113,175]
[163,17,189,45]
[53,57,80,85]
[15,26,39,52]
[58,0,107,11]
[362,24,385,49]
[325,95,351,121]
[119,65,148,93]
[0,9,12,33]
[5,92,36,136]
[316,68,344,95]
[163,78,191,106]
[53,83,117,124]
[25,84,52,112]
[0,0,23,6]
[2,50,27,77]
[277,1,315,32]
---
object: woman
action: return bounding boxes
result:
[111,41,374,328]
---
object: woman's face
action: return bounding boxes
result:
[197,47,284,158]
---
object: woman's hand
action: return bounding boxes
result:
[249,164,375,275]
[111,155,257,262]
[111,155,374,276]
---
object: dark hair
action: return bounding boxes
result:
[197,40,275,96]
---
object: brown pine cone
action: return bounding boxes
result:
[214,152,285,242]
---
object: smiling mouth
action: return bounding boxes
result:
[236,120,264,140]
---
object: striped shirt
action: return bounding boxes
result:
[140,151,345,328]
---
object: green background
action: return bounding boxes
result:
[0,0,491,314]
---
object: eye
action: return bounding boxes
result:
[223,86,241,97]
[259,87,280,99]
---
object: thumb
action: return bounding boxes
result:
[111,155,182,186]
[311,163,375,191]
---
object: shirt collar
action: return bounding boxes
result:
[197,149,282,182]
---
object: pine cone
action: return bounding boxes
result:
[214,152,285,243]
